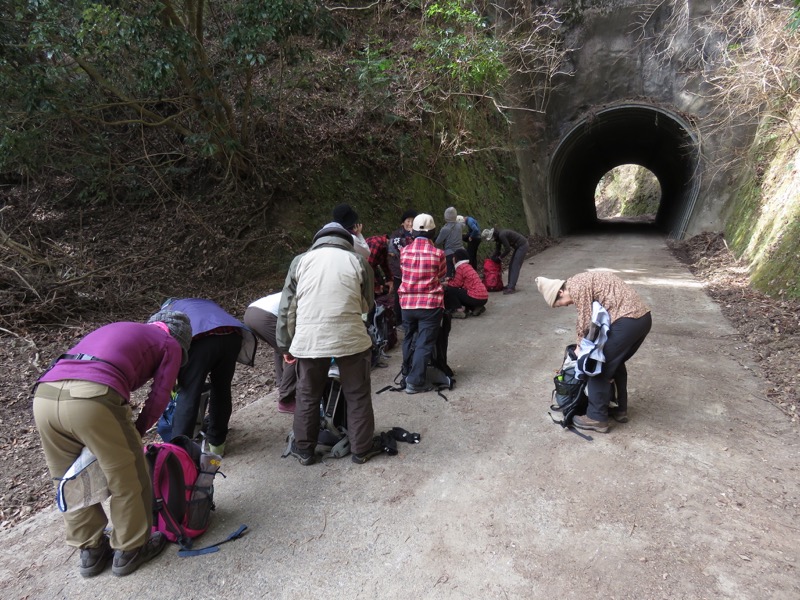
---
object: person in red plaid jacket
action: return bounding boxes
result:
[443,248,489,318]
[398,214,446,394]
[366,234,392,294]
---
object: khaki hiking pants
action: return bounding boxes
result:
[33,380,152,551]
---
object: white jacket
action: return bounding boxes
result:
[276,226,374,358]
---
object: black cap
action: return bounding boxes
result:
[332,204,359,230]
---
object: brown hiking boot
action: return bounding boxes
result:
[610,409,628,423]
[111,532,167,576]
[79,535,113,578]
[572,414,609,433]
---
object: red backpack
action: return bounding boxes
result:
[144,436,246,556]
[483,258,504,292]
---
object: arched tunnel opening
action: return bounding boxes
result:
[548,104,700,238]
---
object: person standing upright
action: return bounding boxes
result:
[482,227,530,295]
[398,213,446,394]
[387,209,418,330]
[435,206,464,278]
[276,221,380,465]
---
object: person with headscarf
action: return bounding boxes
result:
[482,227,530,295]
[277,221,381,465]
[536,271,652,433]
[156,298,257,457]
[435,206,464,278]
[32,312,192,577]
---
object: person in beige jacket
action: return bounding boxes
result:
[276,222,379,465]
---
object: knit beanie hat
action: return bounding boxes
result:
[400,209,418,223]
[444,207,457,223]
[535,276,566,307]
[332,203,359,230]
[481,228,495,242]
[147,310,193,365]
[453,248,469,264]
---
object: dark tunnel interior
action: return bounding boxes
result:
[548,104,700,238]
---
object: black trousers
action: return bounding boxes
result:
[174,333,241,445]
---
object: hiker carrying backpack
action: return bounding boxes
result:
[145,435,246,556]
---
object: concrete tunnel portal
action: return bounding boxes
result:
[547,104,701,238]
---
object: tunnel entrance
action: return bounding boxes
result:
[548,104,700,238]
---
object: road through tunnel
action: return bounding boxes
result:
[548,104,700,238]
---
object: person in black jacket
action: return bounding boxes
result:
[482,227,530,295]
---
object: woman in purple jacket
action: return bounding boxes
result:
[32,311,191,578]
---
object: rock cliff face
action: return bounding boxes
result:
[509,0,754,239]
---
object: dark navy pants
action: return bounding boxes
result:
[402,308,443,387]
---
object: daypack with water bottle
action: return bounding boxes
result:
[145,435,247,556]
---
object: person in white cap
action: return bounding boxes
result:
[536,272,652,432]
[398,213,446,393]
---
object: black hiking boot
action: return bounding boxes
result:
[289,442,317,466]
[351,439,384,464]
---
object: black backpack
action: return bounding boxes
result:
[377,313,455,400]
[548,344,590,438]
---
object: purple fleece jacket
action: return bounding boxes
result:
[38,322,182,435]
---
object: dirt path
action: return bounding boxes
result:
[1,232,797,599]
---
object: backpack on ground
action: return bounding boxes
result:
[145,435,246,556]
[548,344,590,439]
[377,314,455,400]
[483,258,504,292]
[367,296,397,368]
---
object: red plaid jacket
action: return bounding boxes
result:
[398,237,445,309]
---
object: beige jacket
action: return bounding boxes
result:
[276,227,374,358]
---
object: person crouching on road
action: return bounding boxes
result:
[536,272,652,433]
[444,248,489,318]
[398,213,446,394]
[244,292,297,414]
[32,312,192,577]
[277,221,382,465]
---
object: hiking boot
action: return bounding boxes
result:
[289,442,316,466]
[351,439,384,464]
[405,382,434,394]
[502,287,516,295]
[572,414,609,433]
[471,305,486,317]
[277,400,296,414]
[610,410,629,423]
[111,532,167,577]
[79,535,113,578]
[451,308,467,319]
[208,442,226,457]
